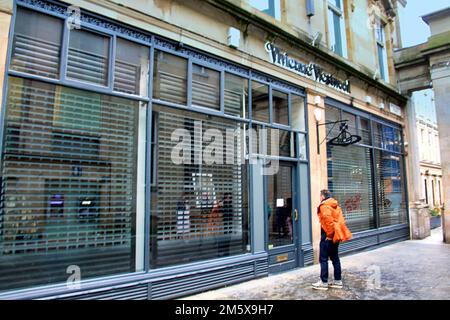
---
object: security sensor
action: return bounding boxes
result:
[227,27,240,48]
[365,96,372,104]
[379,102,385,109]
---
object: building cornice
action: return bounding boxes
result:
[205,0,407,103]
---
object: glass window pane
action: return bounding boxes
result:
[0,77,140,292]
[383,126,402,153]
[333,12,343,55]
[342,111,357,136]
[267,128,295,158]
[150,105,250,268]
[251,81,269,123]
[375,151,407,227]
[246,124,264,156]
[152,50,187,105]
[11,7,63,79]
[359,117,371,145]
[192,64,220,110]
[272,90,289,126]
[249,0,269,11]
[224,73,248,118]
[299,133,307,160]
[328,8,337,53]
[325,104,342,139]
[249,0,280,19]
[378,44,386,81]
[292,95,305,131]
[267,163,293,248]
[374,123,402,152]
[114,37,149,96]
[327,144,376,232]
[373,122,384,148]
[67,29,110,86]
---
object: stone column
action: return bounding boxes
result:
[306,89,327,263]
[429,52,450,243]
[404,95,430,239]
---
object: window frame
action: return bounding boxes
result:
[325,97,408,231]
[64,26,114,89]
[327,0,348,58]
[374,18,389,82]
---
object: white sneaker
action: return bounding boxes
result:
[312,280,329,291]
[329,280,343,289]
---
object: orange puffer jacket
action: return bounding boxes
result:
[318,198,353,243]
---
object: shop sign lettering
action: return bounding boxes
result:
[265,42,351,94]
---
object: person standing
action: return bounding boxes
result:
[312,189,352,291]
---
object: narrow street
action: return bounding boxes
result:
[183,227,450,300]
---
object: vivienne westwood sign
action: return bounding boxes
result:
[265,42,351,94]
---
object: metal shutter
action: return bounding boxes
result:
[67,47,109,85]
[11,33,61,79]
[150,106,249,268]
[327,144,376,232]
[0,77,139,292]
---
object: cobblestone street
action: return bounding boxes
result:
[183,228,450,300]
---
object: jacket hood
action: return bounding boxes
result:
[322,197,339,209]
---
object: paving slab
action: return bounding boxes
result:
[182,227,450,300]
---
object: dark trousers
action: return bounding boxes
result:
[319,230,341,283]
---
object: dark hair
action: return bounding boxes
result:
[320,189,332,200]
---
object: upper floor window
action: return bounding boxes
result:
[327,0,348,58]
[249,0,281,20]
[375,20,389,82]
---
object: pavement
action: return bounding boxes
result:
[182,227,450,300]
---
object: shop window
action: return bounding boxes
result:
[0,77,140,292]
[375,150,407,227]
[152,50,188,105]
[224,73,248,118]
[327,0,348,58]
[248,0,281,20]
[327,144,376,232]
[150,105,250,268]
[114,37,149,96]
[192,64,220,110]
[10,7,63,79]
[291,95,305,132]
[375,19,389,82]
[67,29,110,86]
[272,90,289,126]
[251,81,269,123]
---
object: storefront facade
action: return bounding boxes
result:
[0,0,409,299]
